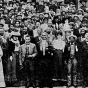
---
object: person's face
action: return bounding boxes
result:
[0,3,2,6]
[82,22,87,27]
[1,19,5,24]
[9,12,12,17]
[62,11,65,15]
[60,6,64,11]
[21,9,25,14]
[15,9,18,14]
[39,14,44,19]
[17,16,22,20]
[56,9,60,15]
[65,31,71,36]
[10,25,14,29]
[23,27,27,34]
[68,7,72,12]
[25,36,31,44]
[81,29,85,35]
[10,10,14,14]
[83,17,88,21]
[78,11,82,15]
[4,10,8,14]
[74,16,79,22]
[37,28,41,35]
[82,2,85,5]
[65,19,69,23]
[36,22,40,28]
[28,11,32,15]
[57,35,62,39]
[55,18,58,23]
[44,19,48,24]
[72,9,75,14]
[15,22,20,27]
[9,4,13,7]
[59,23,63,29]
[24,20,28,26]
[69,24,73,29]
[70,37,75,43]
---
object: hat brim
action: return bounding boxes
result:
[68,35,77,40]
[11,31,20,36]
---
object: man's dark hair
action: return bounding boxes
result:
[25,35,31,39]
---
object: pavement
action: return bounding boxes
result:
[5,87,88,88]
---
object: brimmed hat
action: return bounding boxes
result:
[0,9,3,13]
[69,22,74,25]
[0,23,4,28]
[10,31,20,36]
[79,27,86,33]
[16,14,22,17]
[39,13,44,18]
[79,28,85,33]
[41,32,47,38]
[69,2,74,5]
[68,33,77,40]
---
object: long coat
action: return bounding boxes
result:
[0,46,5,87]
[81,41,88,83]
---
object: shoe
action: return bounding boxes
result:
[20,80,25,86]
[67,76,71,86]
[52,78,58,81]
[52,76,59,81]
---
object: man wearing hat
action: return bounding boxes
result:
[78,28,86,42]
[64,32,78,87]
[6,31,20,83]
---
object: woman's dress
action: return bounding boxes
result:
[0,46,5,87]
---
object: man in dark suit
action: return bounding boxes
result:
[64,33,78,87]
[82,33,88,86]
[19,35,37,87]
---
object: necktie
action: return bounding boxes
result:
[70,44,75,55]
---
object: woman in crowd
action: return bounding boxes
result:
[0,36,5,87]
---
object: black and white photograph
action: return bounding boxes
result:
[0,0,88,88]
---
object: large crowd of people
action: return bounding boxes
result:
[0,0,88,87]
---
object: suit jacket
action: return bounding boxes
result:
[64,41,81,61]
[19,43,37,64]
[8,40,15,56]
[82,41,88,67]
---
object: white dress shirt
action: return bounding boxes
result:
[53,39,65,52]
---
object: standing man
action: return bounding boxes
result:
[19,35,37,87]
[65,33,78,87]
[82,33,88,86]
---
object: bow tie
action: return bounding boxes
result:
[70,43,74,45]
